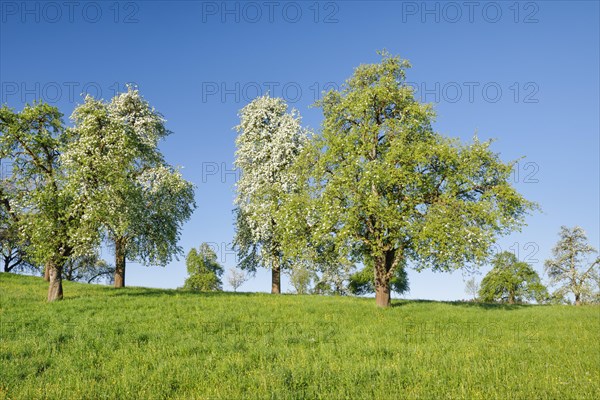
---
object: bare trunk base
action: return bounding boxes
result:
[114,265,125,288]
[114,238,126,288]
[375,283,391,308]
[374,252,394,308]
[271,265,281,294]
[47,263,63,302]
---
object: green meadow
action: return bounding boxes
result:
[1,272,598,399]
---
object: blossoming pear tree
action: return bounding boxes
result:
[233,95,308,293]
[63,87,195,288]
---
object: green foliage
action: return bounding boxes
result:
[1,273,599,399]
[311,280,332,295]
[288,264,314,294]
[232,207,261,272]
[0,102,89,270]
[479,251,547,304]
[278,51,536,305]
[349,263,409,296]
[0,179,37,273]
[544,226,599,305]
[183,243,223,291]
[546,291,569,305]
[281,233,356,296]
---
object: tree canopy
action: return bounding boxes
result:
[227,267,248,292]
[545,226,599,305]
[0,102,90,300]
[479,251,547,304]
[278,51,536,307]
[183,243,224,291]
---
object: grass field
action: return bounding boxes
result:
[0,273,598,399]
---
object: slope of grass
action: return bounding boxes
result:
[1,272,599,399]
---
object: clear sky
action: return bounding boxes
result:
[1,0,598,300]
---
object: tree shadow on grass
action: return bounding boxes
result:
[445,300,532,310]
[390,299,437,308]
[390,298,531,310]
[106,288,257,298]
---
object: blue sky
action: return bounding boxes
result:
[1,1,598,300]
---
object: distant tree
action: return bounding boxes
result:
[312,261,355,296]
[465,278,480,301]
[183,243,224,291]
[0,242,33,273]
[288,264,314,294]
[594,269,600,296]
[544,226,600,305]
[279,52,536,307]
[311,281,331,295]
[233,95,308,293]
[1,177,19,272]
[0,190,37,274]
[281,233,355,296]
[63,88,196,288]
[587,269,600,304]
[479,251,547,304]
[349,261,409,296]
[546,291,569,305]
[1,165,41,276]
[226,267,248,292]
[62,254,114,284]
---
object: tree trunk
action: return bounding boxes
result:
[374,255,392,308]
[47,261,63,302]
[44,262,50,281]
[271,259,281,294]
[508,291,515,304]
[114,237,126,288]
[375,280,391,307]
[575,292,581,306]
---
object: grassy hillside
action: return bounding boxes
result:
[1,273,598,399]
